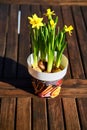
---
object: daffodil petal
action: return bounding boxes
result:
[64,25,74,35]
[28,14,44,29]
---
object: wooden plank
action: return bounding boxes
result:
[0,89,34,97]
[32,98,48,130]
[60,87,87,98]
[0,79,34,97]
[52,6,63,28]
[3,5,19,78]
[47,98,64,130]
[31,4,41,16]
[75,5,87,123]
[62,6,85,79]
[16,97,31,130]
[81,6,87,30]
[72,6,87,78]
[17,5,31,78]
[62,98,80,130]
[40,4,51,23]
[0,98,1,130]
[0,4,9,78]
[0,79,87,97]
[77,98,87,130]
[72,6,87,130]
[1,0,87,5]
[0,97,16,130]
[60,79,87,97]
[0,79,33,90]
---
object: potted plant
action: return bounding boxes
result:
[27,8,73,98]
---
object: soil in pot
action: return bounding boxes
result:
[33,59,64,73]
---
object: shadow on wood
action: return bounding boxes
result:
[0,56,34,95]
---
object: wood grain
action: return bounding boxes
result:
[77,98,87,130]
[62,98,80,130]
[0,4,87,130]
[16,97,31,130]
[0,4,9,78]
[0,79,87,97]
[72,6,87,78]
[17,5,31,78]
[0,0,87,5]
[0,98,16,130]
[3,5,19,78]
[32,97,48,130]
[47,98,64,130]
[62,6,85,79]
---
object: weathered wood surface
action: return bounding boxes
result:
[0,96,87,130]
[0,4,87,130]
[0,4,87,79]
[0,0,87,5]
[0,79,87,98]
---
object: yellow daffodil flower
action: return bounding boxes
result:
[28,14,44,29]
[45,8,55,18]
[64,25,74,36]
[28,8,74,73]
[50,19,55,29]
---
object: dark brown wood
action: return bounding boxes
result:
[3,5,19,78]
[81,6,87,29]
[0,4,9,78]
[0,98,16,130]
[62,98,80,130]
[32,98,48,130]
[0,4,87,130]
[71,7,87,128]
[72,6,87,78]
[0,79,34,97]
[62,6,85,79]
[0,0,87,5]
[17,5,31,78]
[60,79,87,97]
[16,97,31,130]
[0,79,87,97]
[31,4,41,16]
[77,98,87,130]
[47,98,64,130]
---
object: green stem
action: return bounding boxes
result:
[33,51,38,67]
[56,53,62,68]
[47,51,54,72]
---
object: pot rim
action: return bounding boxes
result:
[27,53,68,81]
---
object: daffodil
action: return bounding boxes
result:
[28,14,43,29]
[28,8,74,72]
[64,25,74,36]
[45,8,55,19]
[50,19,56,29]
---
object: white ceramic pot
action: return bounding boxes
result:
[27,53,68,82]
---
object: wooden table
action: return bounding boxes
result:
[0,3,87,130]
